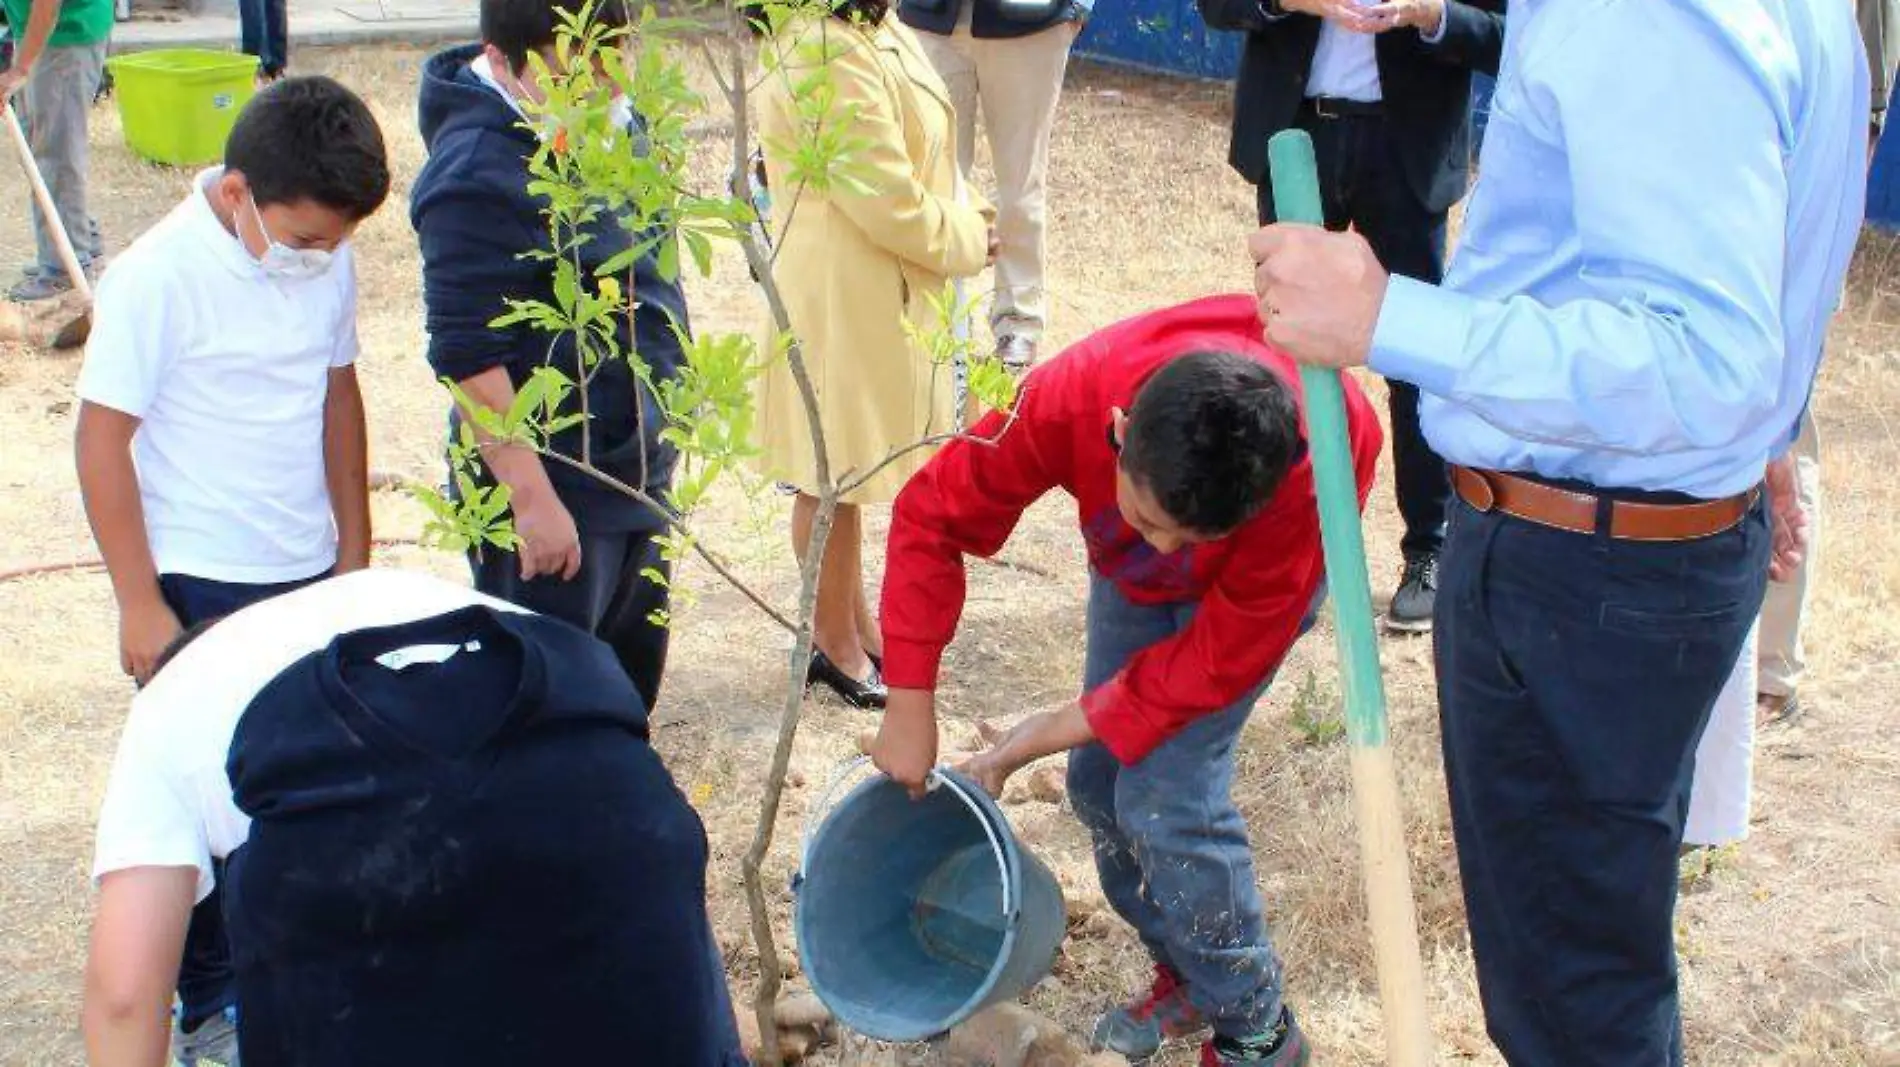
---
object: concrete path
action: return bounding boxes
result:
[111,0,476,52]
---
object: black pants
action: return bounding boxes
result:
[1257,106,1450,558]
[159,569,330,1029]
[1435,495,1768,1065]
[470,529,672,712]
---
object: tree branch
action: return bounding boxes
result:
[833,399,1022,498]
[534,448,801,635]
[766,179,809,271]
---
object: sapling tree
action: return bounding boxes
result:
[413,3,1019,1060]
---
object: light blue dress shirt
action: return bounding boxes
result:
[1369,0,1869,499]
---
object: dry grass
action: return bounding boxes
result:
[1,41,1898,1067]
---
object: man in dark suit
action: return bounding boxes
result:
[1199,0,1503,633]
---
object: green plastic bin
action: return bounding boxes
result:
[104,49,258,167]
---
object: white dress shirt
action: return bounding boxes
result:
[1265,1,1450,103]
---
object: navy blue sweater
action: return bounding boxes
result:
[224,606,746,1065]
[412,46,685,533]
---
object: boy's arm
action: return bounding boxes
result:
[453,366,581,581]
[872,376,1074,795]
[323,366,371,573]
[83,866,196,1067]
[0,0,62,104]
[415,174,582,582]
[76,402,179,683]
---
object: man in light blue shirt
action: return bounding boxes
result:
[1247,1,1866,1063]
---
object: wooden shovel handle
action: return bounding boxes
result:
[3,101,93,301]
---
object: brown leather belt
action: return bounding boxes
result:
[1450,467,1758,542]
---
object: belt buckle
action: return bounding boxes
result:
[1313,97,1340,121]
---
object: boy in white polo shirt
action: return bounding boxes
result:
[72,75,390,1064]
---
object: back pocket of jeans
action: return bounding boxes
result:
[1598,601,1744,639]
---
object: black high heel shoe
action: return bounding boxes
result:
[807,649,888,710]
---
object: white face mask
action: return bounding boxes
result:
[248,195,335,281]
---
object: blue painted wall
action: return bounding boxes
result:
[1079,11,1899,228]
[1078,0,1240,80]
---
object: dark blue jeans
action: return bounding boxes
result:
[238,0,288,77]
[159,569,330,1029]
[1435,496,1768,1066]
[469,529,672,712]
[1065,575,1308,1039]
[1258,108,1451,559]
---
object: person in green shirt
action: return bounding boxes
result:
[1,0,111,302]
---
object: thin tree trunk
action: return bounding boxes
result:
[716,10,841,1061]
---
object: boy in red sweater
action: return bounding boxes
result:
[869,295,1380,1066]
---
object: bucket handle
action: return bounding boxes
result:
[797,756,1015,918]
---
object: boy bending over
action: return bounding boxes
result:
[83,570,747,1067]
[870,295,1380,1066]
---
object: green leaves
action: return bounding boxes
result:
[654,329,767,514]
[429,0,1024,638]
[900,281,1019,414]
[415,457,521,556]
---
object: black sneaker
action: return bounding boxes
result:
[1200,1007,1309,1066]
[1386,551,1438,634]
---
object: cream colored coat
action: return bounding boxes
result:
[752,15,990,503]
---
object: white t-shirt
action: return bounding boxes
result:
[92,570,522,903]
[76,169,361,584]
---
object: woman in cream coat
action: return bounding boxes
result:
[753,0,991,707]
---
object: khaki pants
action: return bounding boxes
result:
[1685,623,1759,847]
[20,42,107,276]
[1758,413,1820,698]
[915,8,1074,342]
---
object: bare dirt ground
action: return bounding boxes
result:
[3,42,1898,1067]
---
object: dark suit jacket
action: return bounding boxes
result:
[1198,0,1505,214]
[899,0,1087,40]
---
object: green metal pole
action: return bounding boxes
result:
[1268,129,1436,1066]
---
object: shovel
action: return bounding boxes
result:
[1267,129,1437,1066]
[3,100,93,348]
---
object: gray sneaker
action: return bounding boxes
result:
[173,1006,239,1067]
[1385,552,1438,634]
[8,271,73,303]
[1091,964,1207,1060]
[996,334,1037,375]
[11,255,103,302]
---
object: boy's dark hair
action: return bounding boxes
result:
[482,0,633,73]
[225,76,390,221]
[1120,351,1304,536]
[142,617,226,688]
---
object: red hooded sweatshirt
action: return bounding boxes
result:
[879,295,1382,765]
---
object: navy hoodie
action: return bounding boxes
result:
[412,45,684,533]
